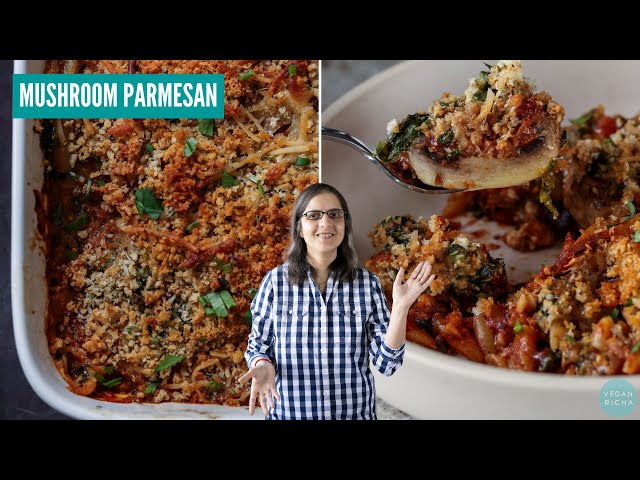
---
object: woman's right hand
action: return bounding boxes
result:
[238,360,280,416]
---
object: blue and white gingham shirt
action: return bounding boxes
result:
[244,263,405,420]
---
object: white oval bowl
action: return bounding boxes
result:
[11,60,259,419]
[322,60,640,419]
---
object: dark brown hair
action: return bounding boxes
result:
[287,183,358,284]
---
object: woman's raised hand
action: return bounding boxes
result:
[392,261,436,310]
[238,360,280,416]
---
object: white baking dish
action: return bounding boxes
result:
[322,60,640,419]
[11,60,257,419]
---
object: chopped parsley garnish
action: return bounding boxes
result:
[144,382,158,394]
[221,171,239,187]
[288,64,297,76]
[207,380,223,391]
[632,231,640,243]
[295,156,310,166]
[155,354,185,372]
[146,143,154,154]
[244,311,252,326]
[64,212,88,233]
[85,179,92,197]
[199,290,237,317]
[513,321,523,333]
[214,257,232,273]
[569,109,595,127]
[184,137,197,157]
[185,221,200,232]
[239,70,255,81]
[610,308,619,319]
[632,342,640,353]
[134,188,163,219]
[624,200,636,222]
[198,119,216,137]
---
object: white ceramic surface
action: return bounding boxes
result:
[322,60,640,419]
[11,60,258,419]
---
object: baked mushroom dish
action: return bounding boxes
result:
[375,61,565,191]
[37,60,318,404]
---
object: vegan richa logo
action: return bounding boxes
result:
[12,74,224,119]
[599,379,637,417]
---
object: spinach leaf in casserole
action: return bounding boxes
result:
[375,113,431,163]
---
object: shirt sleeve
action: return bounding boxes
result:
[244,269,276,369]
[367,273,405,376]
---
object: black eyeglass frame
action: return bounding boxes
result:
[301,209,347,221]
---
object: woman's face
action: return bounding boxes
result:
[299,192,346,257]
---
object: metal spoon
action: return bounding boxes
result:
[322,127,461,194]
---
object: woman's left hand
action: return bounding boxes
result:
[392,261,436,310]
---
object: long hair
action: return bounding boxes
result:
[287,183,358,284]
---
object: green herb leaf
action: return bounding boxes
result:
[184,138,197,157]
[239,70,255,81]
[86,179,92,197]
[248,175,260,184]
[198,119,216,137]
[626,298,634,307]
[438,130,455,145]
[610,308,619,319]
[214,257,232,273]
[624,200,636,222]
[632,342,640,353]
[155,354,185,372]
[97,180,106,187]
[221,171,239,187]
[203,291,228,317]
[565,335,575,343]
[150,337,161,344]
[220,290,237,309]
[632,231,640,243]
[185,221,200,232]
[64,250,78,261]
[101,377,122,388]
[258,185,265,198]
[248,288,258,297]
[288,64,297,76]
[375,112,431,163]
[198,296,208,306]
[472,89,488,102]
[207,380,223,391]
[244,310,252,326]
[144,382,158,394]
[569,109,595,127]
[204,307,216,315]
[513,321,523,333]
[295,156,310,166]
[146,143,154,154]
[64,212,88,233]
[134,188,163,219]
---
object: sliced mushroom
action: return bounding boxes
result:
[408,117,561,191]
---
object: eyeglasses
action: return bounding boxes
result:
[301,209,346,221]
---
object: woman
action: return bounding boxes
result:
[238,183,435,419]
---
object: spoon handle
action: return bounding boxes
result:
[321,126,459,194]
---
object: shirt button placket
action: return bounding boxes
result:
[321,303,330,419]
